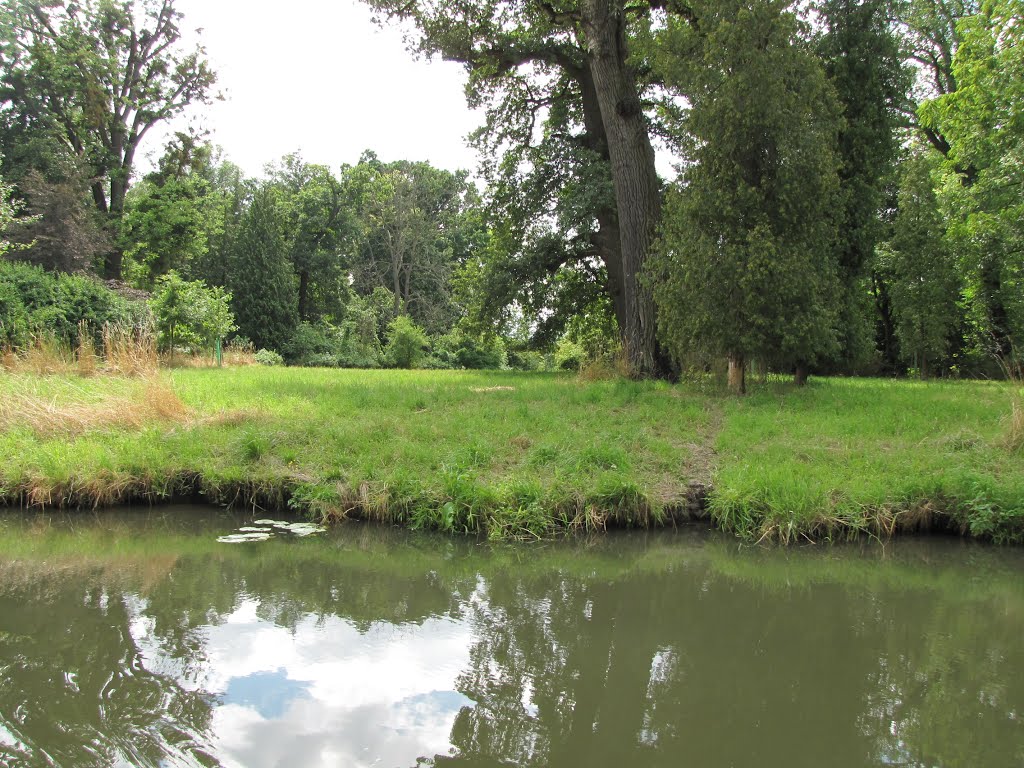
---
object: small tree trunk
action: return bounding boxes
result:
[794,364,808,387]
[298,270,310,321]
[728,354,746,395]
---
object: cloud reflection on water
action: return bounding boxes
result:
[127,597,476,768]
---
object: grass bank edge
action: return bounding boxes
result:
[1,369,1021,543]
[3,468,1020,544]
[0,466,709,540]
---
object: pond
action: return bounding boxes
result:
[0,507,1021,767]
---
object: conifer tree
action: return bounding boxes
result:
[650,0,842,393]
[226,187,297,352]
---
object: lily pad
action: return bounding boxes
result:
[217,532,273,544]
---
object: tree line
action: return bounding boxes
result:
[1,0,1021,388]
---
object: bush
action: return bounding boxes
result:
[434,329,507,370]
[420,354,456,370]
[507,348,548,371]
[303,352,339,368]
[254,349,284,366]
[554,338,586,371]
[150,271,236,353]
[281,321,339,366]
[384,315,429,369]
[0,260,134,348]
[335,294,385,368]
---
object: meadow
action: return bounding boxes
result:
[0,365,1021,542]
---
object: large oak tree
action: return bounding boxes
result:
[363,0,689,376]
[0,0,216,279]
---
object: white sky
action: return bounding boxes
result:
[150,0,484,178]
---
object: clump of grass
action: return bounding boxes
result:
[1,324,159,378]
[224,337,257,366]
[76,321,99,377]
[0,377,187,437]
[1007,396,1023,453]
[578,348,634,382]
[103,324,158,376]
[1002,368,1023,453]
[161,346,257,368]
[21,333,75,375]
[993,354,1024,453]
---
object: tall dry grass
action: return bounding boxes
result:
[76,320,99,376]
[997,354,1023,453]
[19,334,75,375]
[578,348,633,381]
[103,324,158,376]
[0,377,188,437]
[159,340,256,368]
[2,324,159,377]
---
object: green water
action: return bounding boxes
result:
[0,508,1021,768]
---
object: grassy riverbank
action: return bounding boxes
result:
[0,367,1021,542]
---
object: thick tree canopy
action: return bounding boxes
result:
[0,0,217,278]
[362,0,683,376]
[649,0,843,391]
[919,0,1024,358]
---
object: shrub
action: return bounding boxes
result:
[507,348,547,371]
[254,349,284,366]
[434,329,507,370]
[384,315,429,369]
[150,271,236,353]
[554,338,586,371]
[303,352,339,368]
[420,354,456,370]
[281,321,338,365]
[0,261,134,348]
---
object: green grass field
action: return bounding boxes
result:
[0,367,1021,542]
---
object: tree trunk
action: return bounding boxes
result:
[102,173,129,281]
[578,66,629,343]
[390,251,402,315]
[794,364,808,387]
[728,354,746,395]
[980,256,1012,360]
[298,269,310,321]
[871,271,902,375]
[582,0,664,378]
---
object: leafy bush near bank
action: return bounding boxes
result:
[0,260,136,347]
[150,271,235,353]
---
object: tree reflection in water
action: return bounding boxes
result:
[0,516,1020,768]
[0,569,217,767]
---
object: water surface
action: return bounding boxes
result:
[0,508,1021,767]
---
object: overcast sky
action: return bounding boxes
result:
[150,0,484,178]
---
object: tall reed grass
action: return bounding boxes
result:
[1,323,253,376]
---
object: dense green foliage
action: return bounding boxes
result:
[0,170,23,259]
[225,187,298,353]
[384,314,429,369]
[650,0,842,383]
[876,150,961,374]
[0,260,133,347]
[0,0,1021,383]
[0,0,217,279]
[817,0,910,367]
[149,271,235,353]
[918,0,1024,362]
